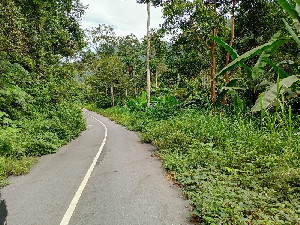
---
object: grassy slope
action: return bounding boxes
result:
[88,105,300,225]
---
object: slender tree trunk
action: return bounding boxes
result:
[155,69,158,89]
[222,0,236,106]
[146,2,151,108]
[133,69,137,96]
[126,66,129,97]
[210,28,218,104]
[110,85,115,106]
[210,0,217,104]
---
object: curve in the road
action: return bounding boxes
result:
[60,114,107,225]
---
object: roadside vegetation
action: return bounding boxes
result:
[88,93,299,224]
[81,0,300,224]
[1,0,299,223]
[0,1,86,186]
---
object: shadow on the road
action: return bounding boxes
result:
[0,194,7,225]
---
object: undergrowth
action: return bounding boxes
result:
[88,104,300,225]
[0,104,85,187]
[0,61,86,187]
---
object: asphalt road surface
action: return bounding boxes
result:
[1,109,191,225]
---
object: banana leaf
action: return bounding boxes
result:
[283,18,300,46]
[278,0,300,21]
[212,37,238,59]
[252,32,282,80]
[263,57,291,79]
[252,75,299,112]
[212,36,252,77]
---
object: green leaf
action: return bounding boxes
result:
[216,80,245,105]
[211,36,238,59]
[278,0,300,21]
[252,32,282,80]
[283,18,300,46]
[224,78,240,87]
[296,2,300,15]
[217,39,286,78]
[252,75,299,112]
[211,36,252,77]
[229,90,245,114]
[239,63,253,77]
[263,57,291,79]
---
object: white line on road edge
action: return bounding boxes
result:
[60,114,107,225]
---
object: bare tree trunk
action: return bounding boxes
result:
[110,85,115,107]
[146,2,151,108]
[222,0,236,106]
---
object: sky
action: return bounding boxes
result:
[80,0,165,39]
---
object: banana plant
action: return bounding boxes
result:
[214,34,299,112]
[213,34,289,80]
[212,34,295,112]
[278,0,300,45]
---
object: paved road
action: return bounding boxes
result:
[1,109,191,225]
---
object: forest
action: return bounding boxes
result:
[0,0,299,224]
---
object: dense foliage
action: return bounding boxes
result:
[81,0,299,224]
[0,0,86,186]
[89,100,299,224]
[1,0,299,223]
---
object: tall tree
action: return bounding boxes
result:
[86,24,117,56]
[146,2,151,107]
[161,0,229,104]
[222,0,236,106]
[149,29,167,89]
[137,0,161,106]
[118,34,142,96]
[0,0,85,72]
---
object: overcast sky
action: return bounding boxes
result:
[80,0,165,39]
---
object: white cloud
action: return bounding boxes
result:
[80,0,164,39]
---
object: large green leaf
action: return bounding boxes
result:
[217,39,287,77]
[293,3,300,31]
[252,75,299,112]
[211,36,238,59]
[216,79,245,105]
[212,36,253,77]
[252,32,282,80]
[228,90,245,113]
[283,18,300,46]
[263,57,291,79]
[278,0,300,21]
[296,2,300,15]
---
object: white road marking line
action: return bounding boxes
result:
[60,114,107,225]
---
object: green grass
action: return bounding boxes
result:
[0,156,37,187]
[0,103,86,187]
[89,104,300,225]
